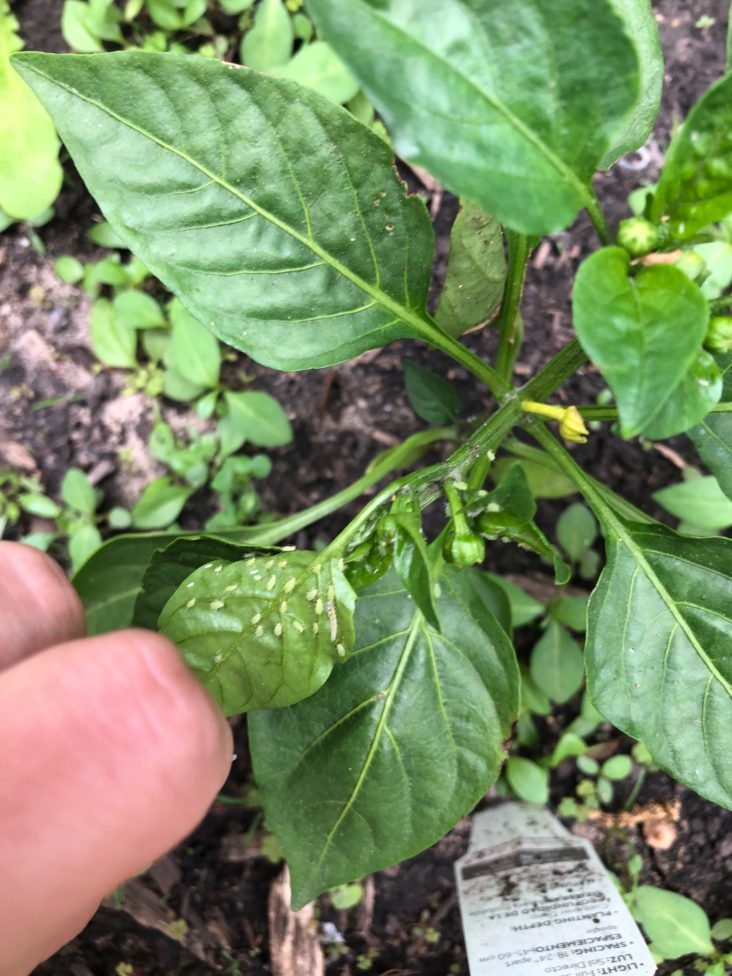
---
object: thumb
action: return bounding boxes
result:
[0,629,233,976]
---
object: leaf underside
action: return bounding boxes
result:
[13,51,435,371]
[249,566,519,907]
[587,520,732,809]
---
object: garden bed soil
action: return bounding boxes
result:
[0,1,729,974]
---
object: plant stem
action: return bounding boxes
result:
[427,326,511,399]
[495,231,530,382]
[585,189,611,245]
[576,402,732,421]
[520,338,589,403]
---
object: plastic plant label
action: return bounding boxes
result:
[455,803,655,976]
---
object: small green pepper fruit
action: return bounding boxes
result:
[443,529,486,567]
[704,315,732,354]
[616,217,659,257]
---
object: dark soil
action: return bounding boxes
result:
[0,1,729,974]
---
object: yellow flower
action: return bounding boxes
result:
[558,406,589,445]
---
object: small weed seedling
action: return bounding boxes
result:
[12,0,732,909]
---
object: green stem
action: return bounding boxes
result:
[577,402,732,421]
[427,326,511,399]
[520,338,589,403]
[495,231,530,382]
[585,190,611,245]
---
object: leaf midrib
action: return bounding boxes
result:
[312,608,423,877]
[19,58,439,345]
[352,0,594,206]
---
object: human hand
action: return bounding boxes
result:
[0,542,233,976]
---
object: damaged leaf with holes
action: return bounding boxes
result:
[159,550,356,715]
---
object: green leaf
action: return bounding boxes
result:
[641,349,722,441]
[0,27,62,220]
[435,200,506,337]
[133,535,276,630]
[113,290,166,330]
[270,41,359,105]
[403,360,462,425]
[55,255,85,283]
[549,594,589,633]
[633,886,714,959]
[486,573,543,628]
[599,0,663,169]
[306,0,640,235]
[222,390,293,448]
[653,475,732,532]
[91,297,138,369]
[88,219,126,248]
[61,467,97,515]
[651,74,732,240]
[18,492,62,519]
[387,512,439,630]
[586,518,732,808]
[14,51,439,372]
[249,565,519,908]
[68,523,103,573]
[529,620,584,705]
[689,356,732,500]
[163,366,206,403]
[130,477,192,529]
[711,918,732,942]
[241,0,293,71]
[159,549,356,715]
[557,502,598,562]
[601,754,633,781]
[549,732,587,767]
[573,247,709,438]
[495,457,577,500]
[505,757,549,805]
[167,298,220,388]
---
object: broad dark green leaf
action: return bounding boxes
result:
[159,549,356,715]
[435,200,506,337]
[641,349,722,441]
[530,620,584,704]
[133,535,256,630]
[586,518,732,808]
[14,51,437,371]
[573,247,709,438]
[689,356,732,499]
[249,566,519,907]
[306,0,639,235]
[651,73,732,240]
[653,475,732,533]
[403,360,462,425]
[599,0,663,169]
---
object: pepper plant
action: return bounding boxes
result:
[13,0,732,908]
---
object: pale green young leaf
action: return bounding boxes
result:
[435,201,506,337]
[573,247,709,438]
[249,566,519,908]
[557,502,598,562]
[0,18,62,220]
[159,549,356,716]
[505,757,549,806]
[18,493,62,519]
[90,297,138,369]
[486,573,543,628]
[530,620,584,704]
[222,390,293,448]
[633,887,714,959]
[271,41,359,105]
[601,754,633,781]
[130,477,192,529]
[549,594,589,633]
[600,0,663,168]
[13,51,437,371]
[113,290,166,330]
[586,519,732,808]
[241,0,293,71]
[653,475,732,532]
[651,73,732,239]
[403,360,462,425]
[55,255,85,283]
[68,523,103,573]
[306,0,639,235]
[167,299,220,388]
[61,468,97,515]
[689,356,732,500]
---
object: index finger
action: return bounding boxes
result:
[0,542,86,671]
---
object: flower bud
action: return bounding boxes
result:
[558,406,589,445]
[617,217,659,257]
[704,315,732,355]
